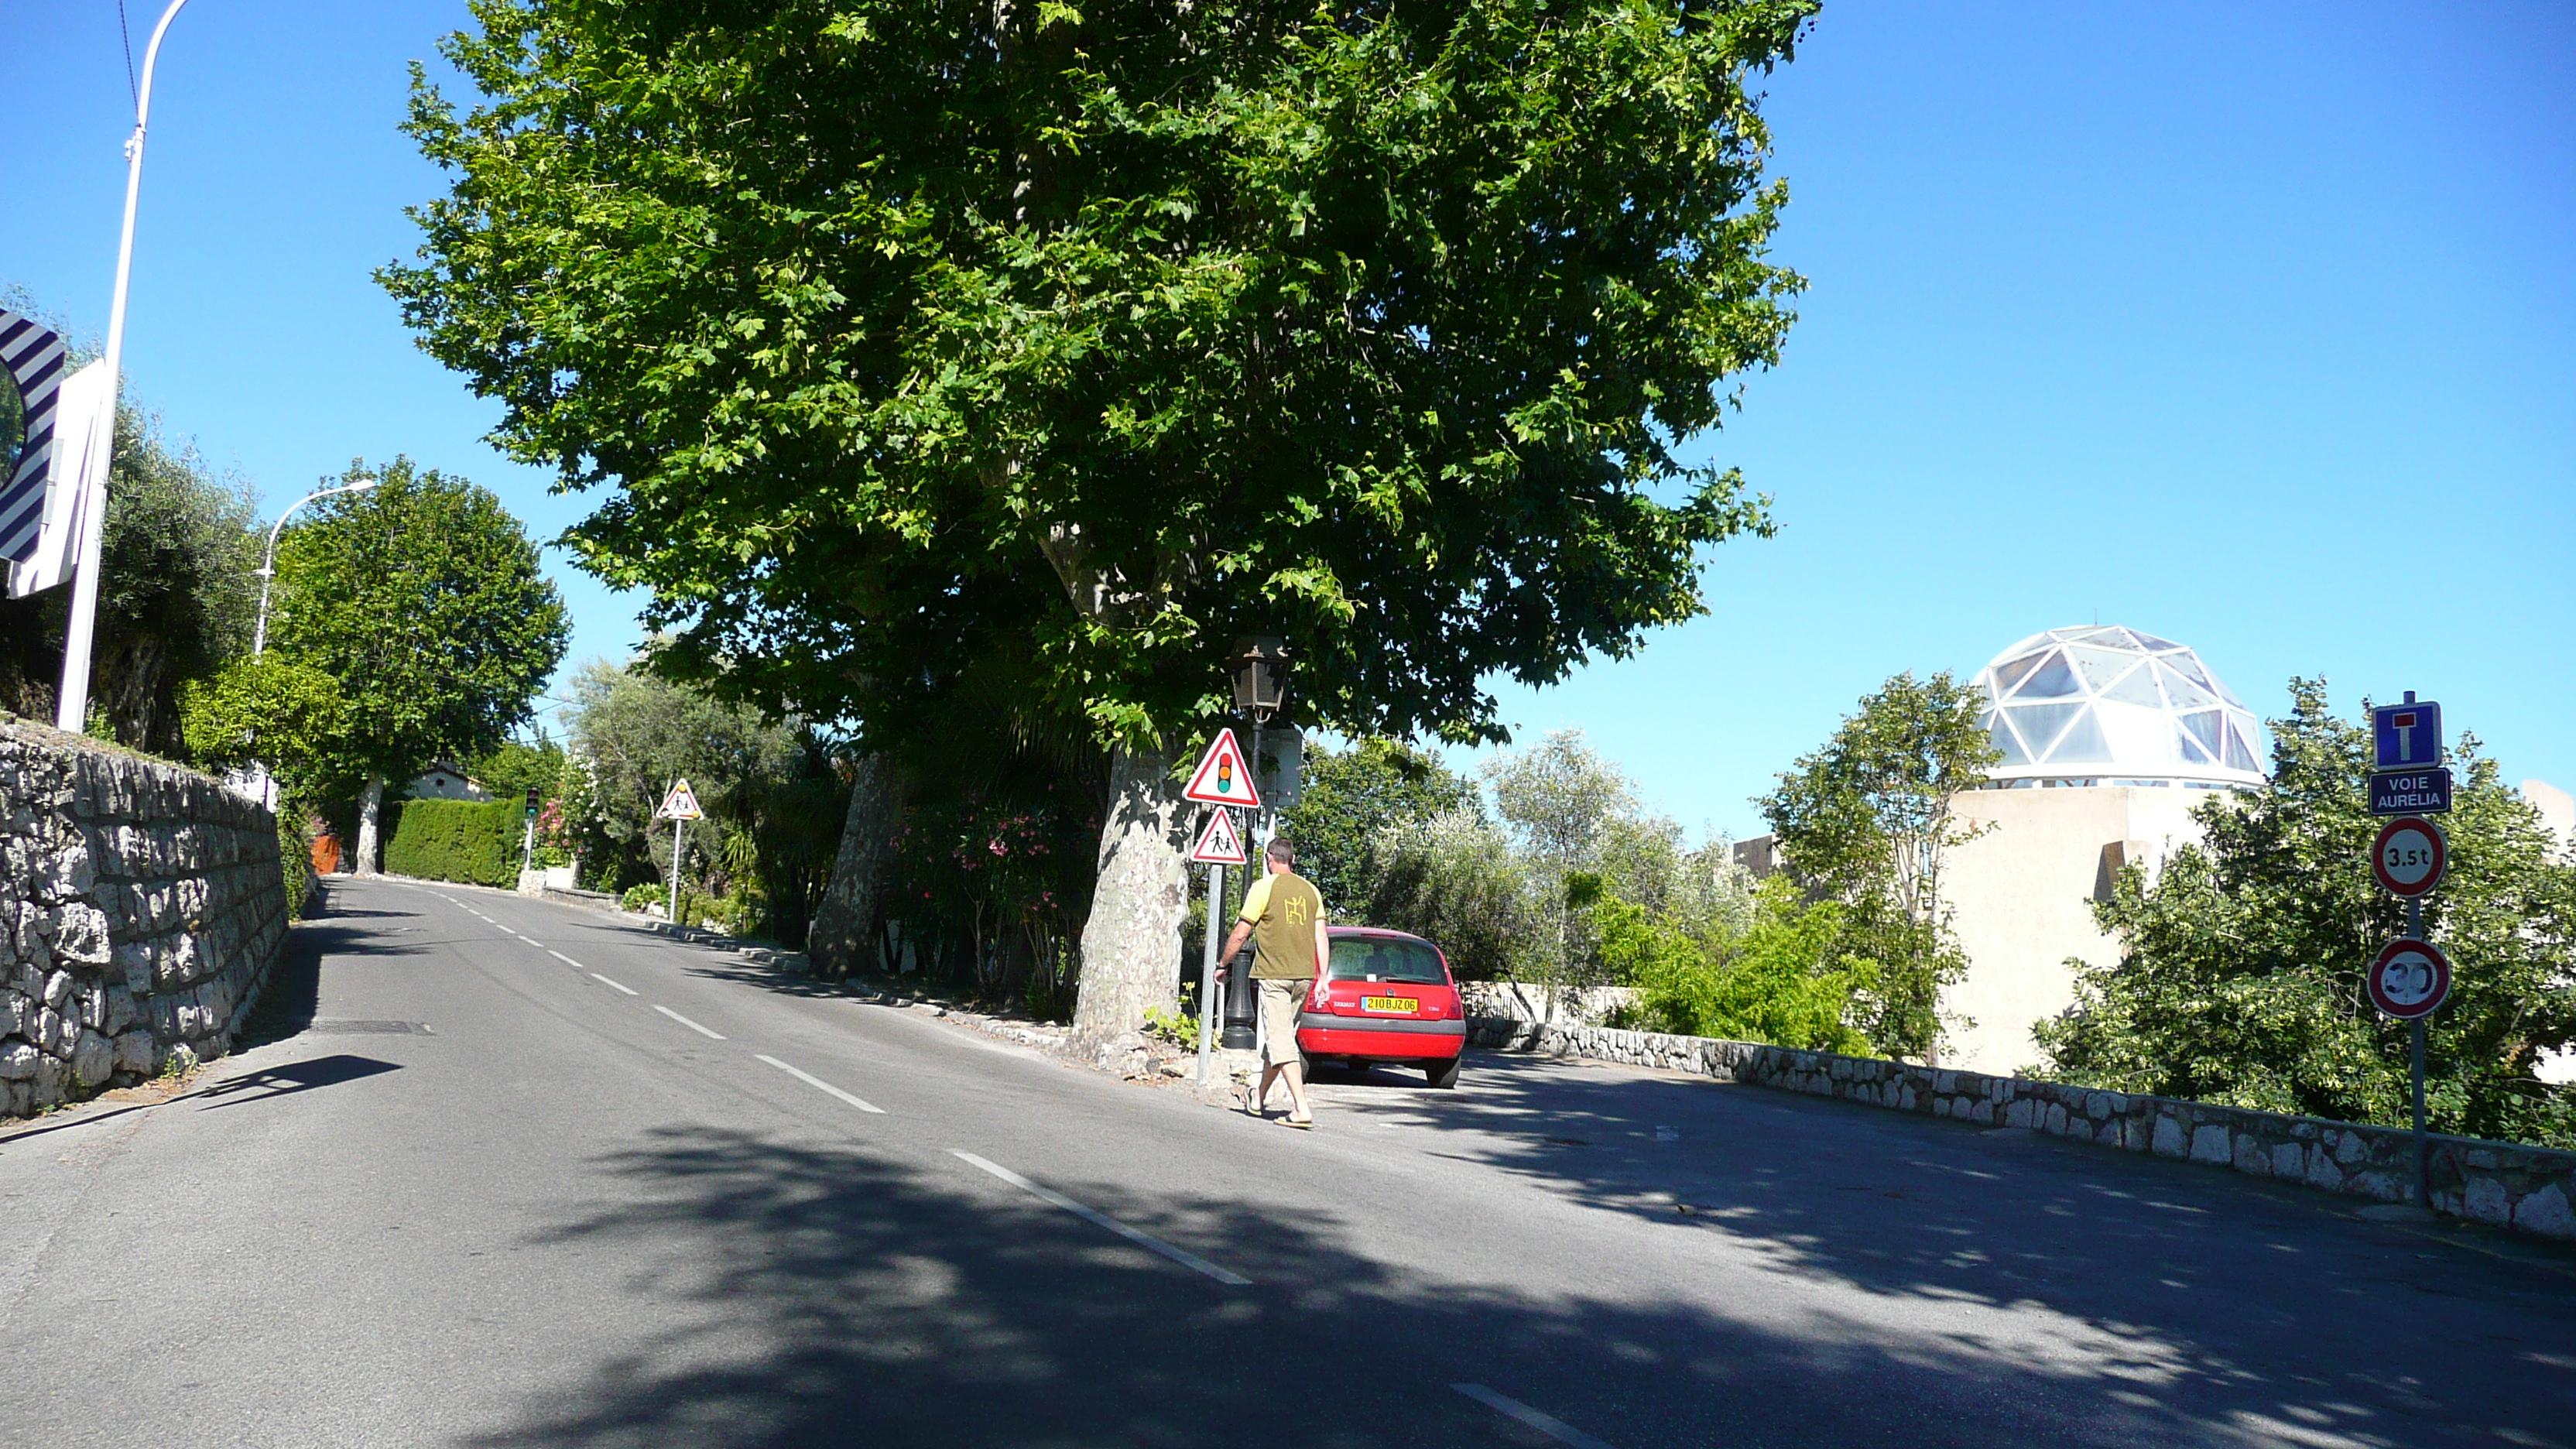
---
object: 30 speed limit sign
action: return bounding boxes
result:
[2370,816,2446,896]
[2366,937,2451,1019]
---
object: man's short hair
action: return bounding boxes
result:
[1266,837,1295,866]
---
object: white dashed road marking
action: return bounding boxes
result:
[653,1004,726,1040]
[549,950,582,968]
[1451,1385,1618,1449]
[589,973,639,996]
[950,1151,1251,1286]
[755,1055,886,1114]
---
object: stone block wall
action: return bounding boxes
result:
[1468,1018,2576,1243]
[0,721,290,1118]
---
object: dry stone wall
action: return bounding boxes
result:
[0,721,289,1118]
[1469,1017,2576,1244]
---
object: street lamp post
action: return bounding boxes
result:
[1220,636,1290,1051]
[56,0,194,733]
[254,477,376,657]
[244,475,373,812]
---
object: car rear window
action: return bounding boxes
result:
[1327,937,1448,985]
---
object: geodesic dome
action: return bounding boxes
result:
[1971,626,2266,790]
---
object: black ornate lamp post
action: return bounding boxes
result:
[1220,635,1288,1050]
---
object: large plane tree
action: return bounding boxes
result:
[383,0,1814,1043]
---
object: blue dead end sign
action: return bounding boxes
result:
[2372,694,2441,771]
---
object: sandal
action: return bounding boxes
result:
[1281,1113,1315,1129]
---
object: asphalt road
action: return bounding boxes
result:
[2,877,2571,1449]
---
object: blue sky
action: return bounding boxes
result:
[4,2,2568,838]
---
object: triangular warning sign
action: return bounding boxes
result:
[1190,809,1248,865]
[656,779,704,820]
[1183,728,1262,808]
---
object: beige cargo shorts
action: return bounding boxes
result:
[1258,979,1310,1066]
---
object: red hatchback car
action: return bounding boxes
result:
[1297,927,1468,1088]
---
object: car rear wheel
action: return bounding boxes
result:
[1426,1056,1461,1090]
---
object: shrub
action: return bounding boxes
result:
[1619,878,1877,1054]
[385,798,522,887]
[621,882,667,914]
[279,809,313,917]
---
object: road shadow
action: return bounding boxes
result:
[469,1112,2576,1449]
[192,1053,401,1110]
[1310,1050,2576,1441]
[461,1128,2100,1449]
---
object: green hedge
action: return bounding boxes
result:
[385,798,522,888]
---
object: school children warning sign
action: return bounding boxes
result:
[656,779,704,820]
[1183,729,1260,808]
[1190,808,1249,865]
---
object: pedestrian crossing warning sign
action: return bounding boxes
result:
[1190,808,1249,865]
[656,779,704,820]
[1184,729,1261,808]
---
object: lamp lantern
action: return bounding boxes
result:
[1229,635,1289,721]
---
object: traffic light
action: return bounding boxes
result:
[524,786,541,819]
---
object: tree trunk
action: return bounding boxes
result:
[355,776,385,876]
[1071,742,1190,1050]
[806,752,899,979]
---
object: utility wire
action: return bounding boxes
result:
[115,0,139,112]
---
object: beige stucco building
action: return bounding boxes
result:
[1740,626,2573,1075]
[1935,625,2271,1072]
[1941,783,2212,1072]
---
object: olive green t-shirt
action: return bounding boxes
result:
[1237,869,1324,980]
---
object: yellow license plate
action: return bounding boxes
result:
[1362,996,1417,1014]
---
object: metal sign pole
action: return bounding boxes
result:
[1196,861,1225,1087]
[670,814,687,924]
[2410,895,2428,1208]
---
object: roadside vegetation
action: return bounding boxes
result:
[2036,680,2576,1149]
[1286,729,1879,1057]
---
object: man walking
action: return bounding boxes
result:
[1220,837,1330,1128]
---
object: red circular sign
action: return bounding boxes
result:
[2366,937,2451,1019]
[2370,817,2446,897]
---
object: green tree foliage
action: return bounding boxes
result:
[1481,730,1731,988]
[269,460,567,794]
[0,386,260,752]
[176,656,352,792]
[1761,671,1999,1060]
[2034,680,2576,1148]
[1343,730,1753,987]
[564,659,848,943]
[384,798,524,887]
[468,732,568,803]
[1619,877,1874,1053]
[384,0,1809,744]
[1367,807,1534,980]
[382,0,1814,1032]
[1279,738,1476,914]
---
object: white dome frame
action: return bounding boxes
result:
[1971,626,2266,790]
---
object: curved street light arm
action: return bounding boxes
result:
[253,476,376,658]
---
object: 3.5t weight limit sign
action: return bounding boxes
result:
[2367,938,2451,1020]
[2370,817,2446,897]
